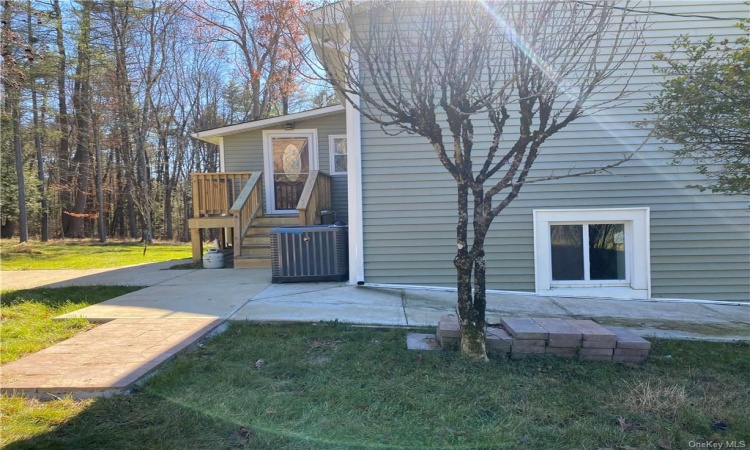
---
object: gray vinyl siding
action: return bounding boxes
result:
[222,112,348,223]
[357,3,750,301]
[330,174,348,223]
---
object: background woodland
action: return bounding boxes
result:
[1,0,333,242]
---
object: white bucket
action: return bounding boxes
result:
[202,248,224,269]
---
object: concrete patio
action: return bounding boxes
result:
[1,262,748,399]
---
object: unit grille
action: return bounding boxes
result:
[270,226,348,283]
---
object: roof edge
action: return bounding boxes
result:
[191,104,345,143]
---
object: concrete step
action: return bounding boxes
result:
[234,255,271,268]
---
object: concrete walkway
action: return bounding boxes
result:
[1,264,748,399]
[229,282,749,340]
[1,318,224,398]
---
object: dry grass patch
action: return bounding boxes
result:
[617,378,689,416]
[5,245,43,255]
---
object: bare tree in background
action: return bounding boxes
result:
[1,0,29,242]
[65,0,92,238]
[308,1,646,360]
[188,0,308,121]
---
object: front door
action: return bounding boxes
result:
[263,130,318,214]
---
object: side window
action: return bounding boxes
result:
[533,208,650,299]
[550,223,626,282]
[329,135,347,175]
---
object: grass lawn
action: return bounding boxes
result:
[2,323,748,449]
[0,285,142,444]
[0,286,143,364]
[0,239,191,270]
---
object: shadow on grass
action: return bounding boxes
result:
[0,286,145,364]
[0,286,141,308]
[2,393,244,450]
[3,388,408,450]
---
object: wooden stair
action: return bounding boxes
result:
[233,215,299,268]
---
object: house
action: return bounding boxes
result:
[189,105,348,268]
[191,1,749,302]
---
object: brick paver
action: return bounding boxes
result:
[501,317,549,340]
[568,320,618,348]
[435,315,656,363]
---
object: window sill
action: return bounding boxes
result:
[538,286,649,300]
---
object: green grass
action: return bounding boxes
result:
[2,323,749,449]
[0,239,191,270]
[0,286,143,364]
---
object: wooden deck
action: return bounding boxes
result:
[189,171,333,266]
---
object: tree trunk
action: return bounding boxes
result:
[53,0,71,236]
[93,113,106,242]
[1,219,16,239]
[12,98,29,243]
[32,87,48,241]
[164,186,173,240]
[28,2,48,241]
[182,187,190,242]
[454,182,487,361]
[65,0,92,238]
[127,190,138,238]
[2,1,28,243]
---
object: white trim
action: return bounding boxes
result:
[346,81,365,284]
[218,137,225,172]
[262,130,319,215]
[533,207,651,300]
[191,105,344,145]
[329,134,348,175]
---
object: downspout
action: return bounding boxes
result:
[346,52,365,284]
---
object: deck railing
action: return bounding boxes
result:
[229,173,264,257]
[190,170,334,262]
[189,172,256,262]
[191,172,253,217]
[297,170,332,225]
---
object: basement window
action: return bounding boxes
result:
[533,208,650,299]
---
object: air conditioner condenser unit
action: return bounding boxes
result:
[270,225,348,283]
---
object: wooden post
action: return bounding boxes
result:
[191,228,202,262]
[233,215,242,258]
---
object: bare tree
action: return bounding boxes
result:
[52,0,72,237]
[1,0,29,242]
[187,0,307,121]
[151,22,198,241]
[308,1,645,360]
[27,0,50,241]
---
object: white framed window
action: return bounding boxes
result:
[533,208,650,299]
[329,135,347,175]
